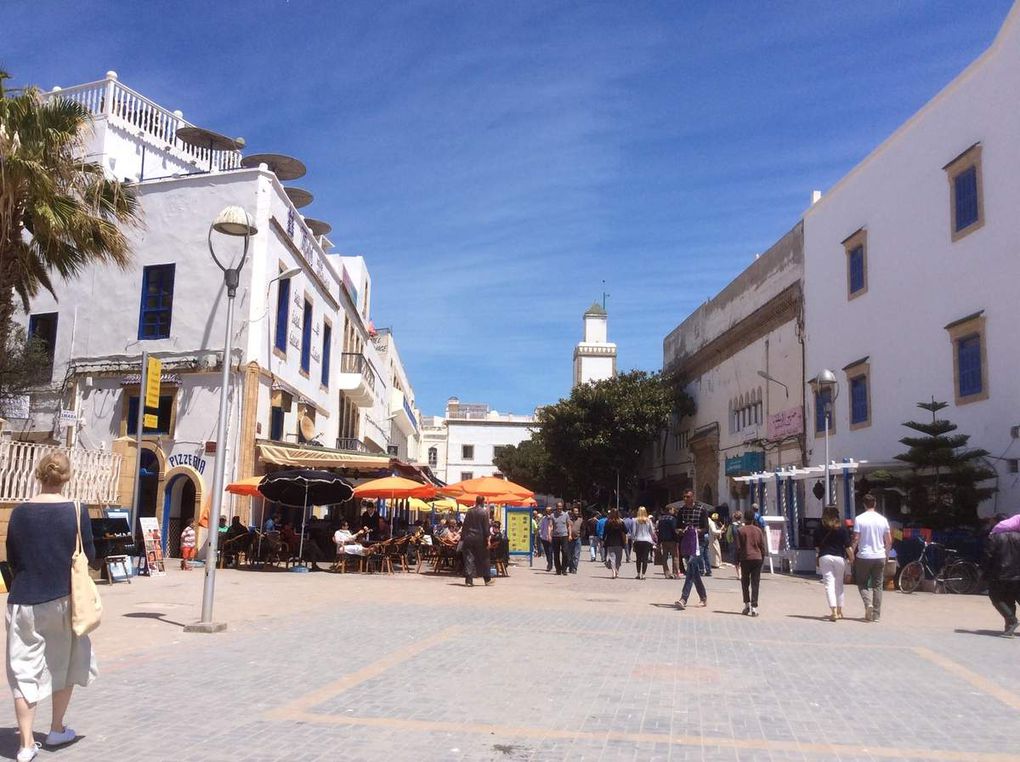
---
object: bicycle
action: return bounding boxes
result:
[898,539,981,594]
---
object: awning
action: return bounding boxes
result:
[257,443,391,471]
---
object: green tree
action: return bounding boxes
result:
[0,70,139,351]
[0,325,52,418]
[889,398,996,527]
[492,437,561,496]
[533,370,692,502]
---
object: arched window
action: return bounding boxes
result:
[428,447,437,467]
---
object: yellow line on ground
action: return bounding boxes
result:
[913,646,1020,712]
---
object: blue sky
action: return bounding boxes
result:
[5,1,1014,416]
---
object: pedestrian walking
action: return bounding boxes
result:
[981,524,1020,637]
[5,452,98,762]
[551,501,570,575]
[706,512,723,572]
[675,491,708,609]
[462,496,492,587]
[623,510,635,563]
[568,505,583,574]
[602,510,628,579]
[539,507,554,571]
[586,511,600,562]
[736,507,767,616]
[853,494,892,623]
[656,506,679,579]
[727,512,744,578]
[595,511,608,562]
[180,520,196,571]
[631,507,656,579]
[814,506,853,621]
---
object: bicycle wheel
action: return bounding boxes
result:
[899,560,923,593]
[944,561,981,595]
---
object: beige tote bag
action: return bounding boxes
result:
[70,502,102,637]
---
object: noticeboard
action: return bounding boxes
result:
[139,516,166,576]
[145,356,162,409]
[505,507,533,560]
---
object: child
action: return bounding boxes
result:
[180,520,197,570]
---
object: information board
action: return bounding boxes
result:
[505,507,533,565]
[145,356,162,408]
[139,516,166,576]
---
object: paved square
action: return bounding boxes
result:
[2,557,1018,761]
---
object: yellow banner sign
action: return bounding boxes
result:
[143,413,159,430]
[506,509,532,554]
[145,356,162,409]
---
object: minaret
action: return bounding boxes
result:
[572,301,618,387]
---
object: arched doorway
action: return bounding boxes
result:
[138,449,160,528]
[162,473,199,556]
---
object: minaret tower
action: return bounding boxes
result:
[572,300,618,387]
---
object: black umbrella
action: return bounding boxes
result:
[259,470,354,567]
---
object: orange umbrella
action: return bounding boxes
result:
[225,476,264,496]
[444,475,533,499]
[353,476,437,499]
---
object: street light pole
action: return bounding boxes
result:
[814,369,839,509]
[186,206,257,634]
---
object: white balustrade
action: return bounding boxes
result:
[0,441,123,505]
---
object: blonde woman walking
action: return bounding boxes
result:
[815,506,853,621]
[631,507,657,579]
[6,452,98,762]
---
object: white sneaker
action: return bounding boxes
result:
[17,743,40,762]
[45,726,77,747]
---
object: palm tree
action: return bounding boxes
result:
[0,69,140,353]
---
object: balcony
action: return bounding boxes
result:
[389,389,418,437]
[337,353,376,407]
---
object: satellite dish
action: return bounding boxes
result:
[299,414,317,443]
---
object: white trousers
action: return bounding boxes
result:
[818,554,846,608]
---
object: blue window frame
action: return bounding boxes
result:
[127,394,173,434]
[815,388,832,434]
[274,276,290,353]
[954,166,979,232]
[849,375,868,425]
[270,407,285,441]
[321,322,332,387]
[300,299,312,374]
[138,264,176,340]
[957,334,982,396]
[848,245,865,295]
[27,312,58,363]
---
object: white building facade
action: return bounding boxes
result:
[802,5,1020,519]
[572,302,617,387]
[16,73,421,548]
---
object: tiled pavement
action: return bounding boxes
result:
[2,556,1018,761]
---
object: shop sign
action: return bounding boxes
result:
[505,507,533,556]
[168,451,208,475]
[767,406,803,440]
[725,451,765,476]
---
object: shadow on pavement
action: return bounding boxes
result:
[123,611,187,629]
[0,729,85,761]
[954,628,1011,638]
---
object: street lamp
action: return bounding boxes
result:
[185,205,257,634]
[756,369,789,398]
[813,369,839,507]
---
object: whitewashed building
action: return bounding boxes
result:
[420,398,537,484]
[802,5,1020,519]
[641,225,805,514]
[572,302,617,387]
[15,72,421,547]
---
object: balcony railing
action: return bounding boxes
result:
[339,353,376,393]
[46,73,242,172]
[336,437,370,454]
[0,441,123,504]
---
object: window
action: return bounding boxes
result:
[944,144,984,241]
[462,445,474,461]
[27,312,58,367]
[387,445,399,456]
[126,393,174,435]
[493,445,507,461]
[460,471,474,481]
[270,406,285,441]
[427,447,438,466]
[138,264,176,339]
[673,430,689,451]
[321,321,332,387]
[945,311,988,404]
[842,228,867,300]
[849,375,869,426]
[300,299,312,374]
[275,274,290,353]
[732,395,763,434]
[814,388,833,436]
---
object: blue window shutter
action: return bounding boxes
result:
[815,389,831,434]
[138,264,176,340]
[270,407,285,441]
[848,246,865,294]
[954,167,979,232]
[321,323,332,387]
[274,277,290,352]
[300,301,312,373]
[850,376,868,424]
[957,335,982,396]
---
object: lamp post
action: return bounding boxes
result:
[814,369,839,507]
[185,206,257,634]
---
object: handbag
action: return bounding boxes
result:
[70,502,103,637]
[843,545,856,585]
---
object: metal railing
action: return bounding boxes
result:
[339,353,376,392]
[46,74,242,171]
[0,441,123,504]
[336,438,370,454]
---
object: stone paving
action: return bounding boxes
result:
[2,554,1018,761]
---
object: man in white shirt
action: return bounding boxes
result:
[853,494,892,623]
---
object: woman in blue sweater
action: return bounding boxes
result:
[6,452,97,762]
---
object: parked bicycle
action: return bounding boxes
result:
[898,539,981,594]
